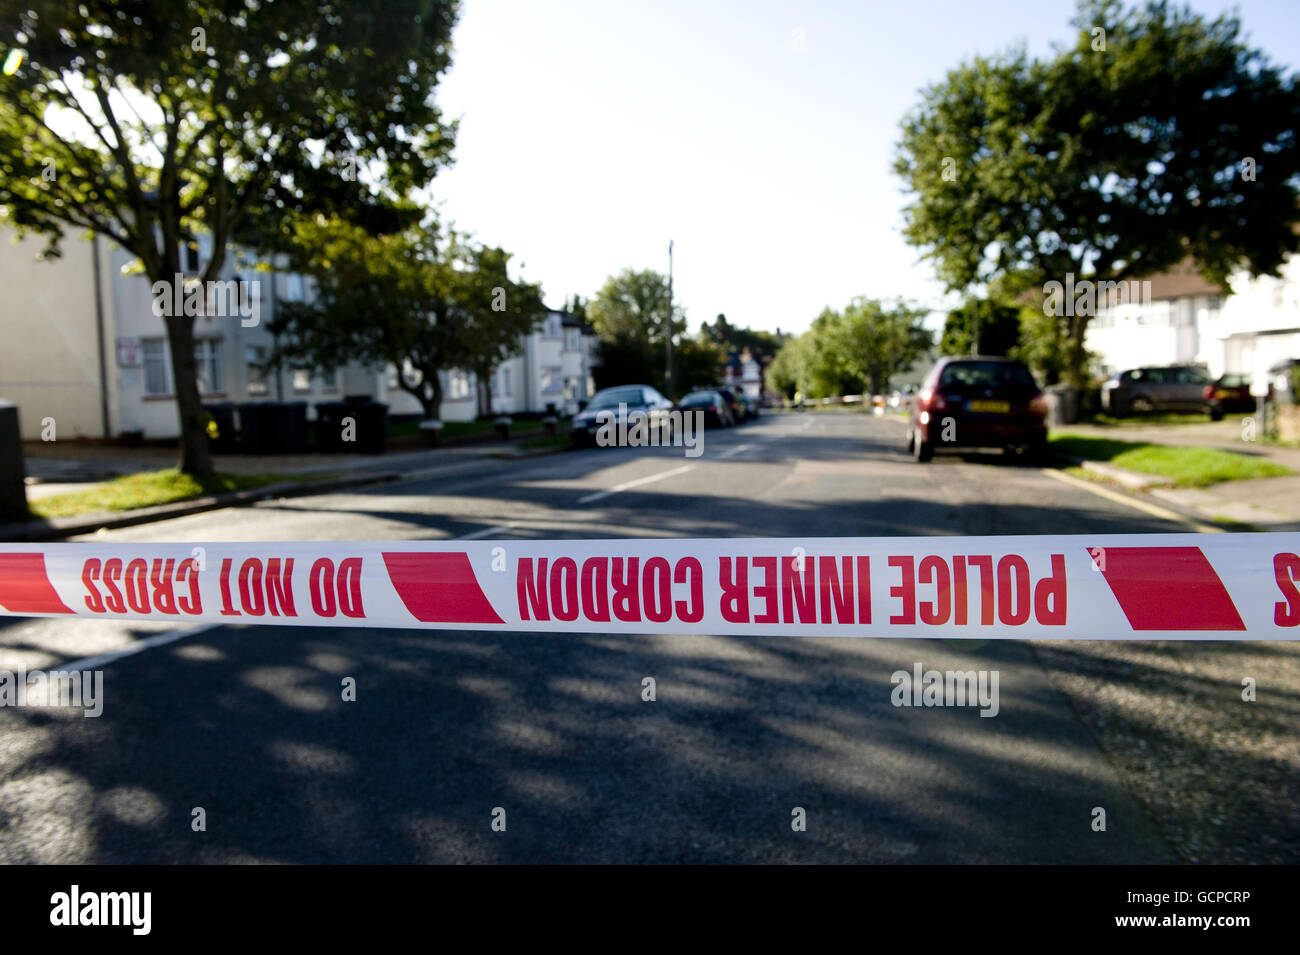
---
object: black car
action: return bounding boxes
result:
[714,386,748,423]
[906,356,1048,462]
[678,389,733,428]
[570,384,675,447]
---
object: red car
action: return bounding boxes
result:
[1203,374,1268,419]
[906,357,1048,463]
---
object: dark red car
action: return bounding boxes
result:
[1203,373,1268,419]
[906,357,1048,463]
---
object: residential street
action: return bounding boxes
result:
[7,410,1293,864]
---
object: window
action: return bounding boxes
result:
[246,345,270,396]
[143,339,169,395]
[286,274,305,302]
[292,369,312,394]
[564,327,580,351]
[448,370,471,399]
[194,339,224,393]
[320,368,340,391]
[499,366,512,397]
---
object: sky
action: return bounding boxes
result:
[427,0,1300,337]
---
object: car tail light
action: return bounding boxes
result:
[1203,386,1214,400]
[918,387,946,412]
[1028,392,1048,417]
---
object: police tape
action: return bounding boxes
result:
[0,534,1298,639]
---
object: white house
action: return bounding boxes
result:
[375,309,597,422]
[1085,257,1300,379]
[722,348,763,401]
[0,226,597,440]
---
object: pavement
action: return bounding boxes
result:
[10,433,568,540]
[2,411,1295,863]
[1051,418,1300,530]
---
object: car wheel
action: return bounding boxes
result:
[1209,405,1224,422]
[912,431,933,463]
[1130,394,1154,414]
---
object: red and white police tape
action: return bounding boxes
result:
[1,534,1298,639]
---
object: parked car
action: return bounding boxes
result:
[1203,373,1269,419]
[906,357,1048,463]
[570,384,675,447]
[678,389,734,428]
[1100,365,1213,416]
[714,386,748,424]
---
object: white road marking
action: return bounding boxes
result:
[63,623,220,672]
[577,464,695,504]
[719,444,750,458]
[1041,467,1223,533]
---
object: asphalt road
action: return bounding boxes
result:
[0,411,1196,863]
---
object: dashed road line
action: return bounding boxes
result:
[576,464,695,504]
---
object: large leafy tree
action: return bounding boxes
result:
[588,268,684,391]
[831,298,932,396]
[699,312,784,365]
[454,243,547,417]
[940,299,1023,357]
[267,219,543,422]
[0,0,459,474]
[894,0,1300,384]
[765,335,805,400]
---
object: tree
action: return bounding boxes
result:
[800,309,865,398]
[940,300,1023,357]
[894,0,1300,385]
[0,0,459,474]
[454,243,547,417]
[266,219,542,422]
[700,313,784,365]
[587,268,684,391]
[832,299,932,396]
[765,336,805,400]
[674,339,726,394]
[588,269,674,344]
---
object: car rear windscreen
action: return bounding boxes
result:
[938,362,1037,389]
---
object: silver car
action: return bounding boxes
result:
[1101,365,1213,416]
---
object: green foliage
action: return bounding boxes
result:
[894,0,1300,383]
[674,338,727,394]
[940,300,1022,357]
[0,0,460,474]
[776,299,932,399]
[267,218,545,419]
[699,313,784,365]
[588,269,679,344]
[765,337,805,400]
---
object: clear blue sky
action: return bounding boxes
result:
[428,0,1300,337]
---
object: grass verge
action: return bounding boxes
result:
[1050,434,1292,487]
[29,469,304,519]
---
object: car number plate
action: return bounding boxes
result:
[967,400,1010,413]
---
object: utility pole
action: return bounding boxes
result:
[665,240,675,400]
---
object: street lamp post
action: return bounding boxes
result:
[666,240,675,400]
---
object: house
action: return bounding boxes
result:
[0,226,598,441]
[722,348,763,401]
[378,309,599,421]
[1085,257,1300,379]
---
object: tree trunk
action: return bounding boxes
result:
[425,371,444,421]
[481,370,494,417]
[164,312,215,478]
